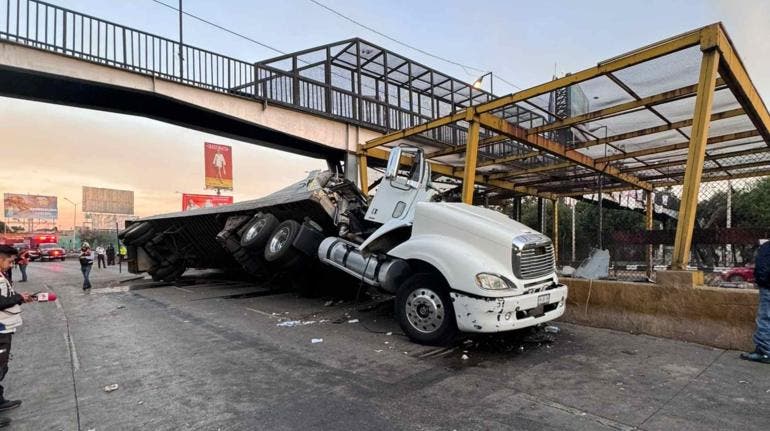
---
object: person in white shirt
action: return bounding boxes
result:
[95,245,106,269]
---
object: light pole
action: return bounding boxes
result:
[178,0,184,79]
[63,197,78,249]
[472,72,494,95]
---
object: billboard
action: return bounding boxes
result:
[182,194,233,211]
[3,193,58,220]
[82,187,134,214]
[204,142,233,190]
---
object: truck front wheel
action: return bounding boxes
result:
[395,273,457,346]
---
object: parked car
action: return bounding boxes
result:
[37,243,66,261]
[721,265,755,283]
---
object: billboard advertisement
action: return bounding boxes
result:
[204,142,233,190]
[82,187,134,214]
[3,193,58,219]
[182,194,233,211]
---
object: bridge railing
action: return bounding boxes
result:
[0,0,257,94]
[0,0,502,153]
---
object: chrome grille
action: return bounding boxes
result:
[513,238,555,280]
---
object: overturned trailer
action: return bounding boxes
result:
[122,148,567,345]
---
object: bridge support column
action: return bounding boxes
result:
[344,152,358,184]
[671,49,720,270]
[358,151,369,197]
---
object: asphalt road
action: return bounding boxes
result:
[2,260,768,430]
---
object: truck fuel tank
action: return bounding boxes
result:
[318,237,409,293]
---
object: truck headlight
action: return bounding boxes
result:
[475,273,513,290]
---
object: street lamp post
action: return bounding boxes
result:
[63,197,78,249]
[472,72,494,95]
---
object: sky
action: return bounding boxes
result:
[1,0,769,229]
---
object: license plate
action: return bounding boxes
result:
[537,293,550,305]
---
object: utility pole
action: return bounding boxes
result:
[726,179,732,266]
[178,0,184,79]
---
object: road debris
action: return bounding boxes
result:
[461,354,469,360]
[324,300,334,307]
[347,319,359,323]
[277,320,318,327]
[103,383,119,392]
[543,325,560,334]
[311,338,323,344]
[386,332,392,336]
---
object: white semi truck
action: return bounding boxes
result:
[121,147,567,345]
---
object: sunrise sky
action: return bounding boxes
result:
[1,0,769,230]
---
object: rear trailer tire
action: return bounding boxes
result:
[241,213,279,250]
[122,222,151,242]
[162,266,186,282]
[264,220,303,268]
[127,228,155,246]
[395,273,458,346]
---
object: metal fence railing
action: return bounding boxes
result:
[504,175,770,287]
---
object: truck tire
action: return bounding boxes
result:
[118,222,142,241]
[241,213,279,250]
[154,264,183,281]
[162,265,186,282]
[126,228,155,246]
[395,273,458,346]
[122,222,151,242]
[264,220,303,269]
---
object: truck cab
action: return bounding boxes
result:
[320,147,568,344]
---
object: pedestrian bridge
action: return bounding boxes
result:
[0,0,531,172]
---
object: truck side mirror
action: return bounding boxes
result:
[385,147,402,179]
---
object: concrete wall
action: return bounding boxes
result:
[560,277,759,351]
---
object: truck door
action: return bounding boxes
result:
[364,147,427,225]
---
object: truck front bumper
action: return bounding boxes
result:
[450,284,568,333]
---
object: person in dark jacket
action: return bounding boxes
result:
[79,243,95,292]
[741,239,770,364]
[15,249,29,283]
[106,244,115,266]
[0,245,33,428]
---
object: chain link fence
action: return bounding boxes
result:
[494,174,769,287]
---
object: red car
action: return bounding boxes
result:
[721,266,755,283]
[37,243,66,262]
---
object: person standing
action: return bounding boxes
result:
[79,243,95,292]
[15,249,29,283]
[95,245,106,269]
[741,239,770,364]
[0,245,34,428]
[118,244,127,264]
[106,244,115,266]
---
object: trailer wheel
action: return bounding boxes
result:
[264,220,303,268]
[154,264,183,281]
[126,228,156,246]
[162,265,186,282]
[241,213,279,250]
[395,273,457,346]
[122,222,151,242]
